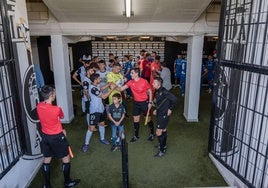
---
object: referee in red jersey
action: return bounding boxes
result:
[117,68,155,142]
[37,85,80,188]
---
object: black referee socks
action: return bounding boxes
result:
[42,163,51,187]
[62,162,71,183]
[134,122,139,137]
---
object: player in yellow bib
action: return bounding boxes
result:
[106,63,125,104]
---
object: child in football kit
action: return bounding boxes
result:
[107,93,126,152]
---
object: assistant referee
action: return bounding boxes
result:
[37,85,80,188]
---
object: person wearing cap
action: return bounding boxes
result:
[79,52,91,64]
[37,85,80,188]
[77,53,91,68]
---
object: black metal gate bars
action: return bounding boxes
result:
[0,0,22,179]
[209,0,268,187]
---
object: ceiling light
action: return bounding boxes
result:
[125,0,131,17]
[106,36,116,39]
[140,36,150,39]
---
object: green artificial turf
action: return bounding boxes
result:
[29,87,227,188]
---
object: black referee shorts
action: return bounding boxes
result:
[41,132,69,159]
[133,101,149,116]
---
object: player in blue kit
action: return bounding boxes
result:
[174,53,183,87]
[180,58,187,96]
[204,55,216,93]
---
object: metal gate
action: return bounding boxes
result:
[209,0,268,187]
[0,0,22,179]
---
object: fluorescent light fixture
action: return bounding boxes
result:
[140,36,150,39]
[107,36,116,39]
[125,0,131,17]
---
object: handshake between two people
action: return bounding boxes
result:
[108,78,127,90]
[108,82,117,90]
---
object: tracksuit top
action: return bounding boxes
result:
[154,87,178,116]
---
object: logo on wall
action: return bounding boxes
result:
[5,0,42,155]
[22,64,40,123]
[17,17,40,123]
